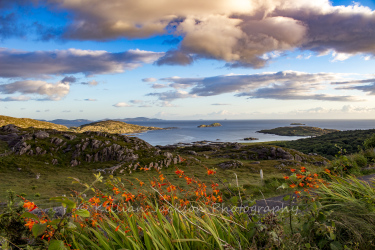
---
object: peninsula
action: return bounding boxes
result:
[257,126,339,136]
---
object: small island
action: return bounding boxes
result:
[257,126,339,136]
[244,137,259,141]
[197,123,222,128]
[290,123,305,125]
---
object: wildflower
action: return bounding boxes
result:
[289,183,296,188]
[294,191,301,194]
[175,169,184,175]
[115,225,120,231]
[283,176,289,180]
[159,174,165,182]
[313,173,318,178]
[299,183,304,187]
[324,169,331,173]
[207,169,216,175]
[290,169,296,172]
[23,201,37,212]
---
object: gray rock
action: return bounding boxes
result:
[63,134,76,140]
[52,159,58,165]
[218,160,243,170]
[186,150,198,156]
[163,152,173,158]
[70,159,79,167]
[294,154,302,162]
[34,131,49,139]
[1,124,19,133]
[51,137,64,145]
[251,161,261,164]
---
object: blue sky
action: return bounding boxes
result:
[1,0,375,120]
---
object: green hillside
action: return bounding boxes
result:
[0,115,68,130]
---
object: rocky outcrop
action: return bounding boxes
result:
[34,131,49,139]
[218,160,243,170]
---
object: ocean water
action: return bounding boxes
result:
[125,120,375,146]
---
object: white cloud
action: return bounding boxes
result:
[0,80,70,101]
[0,95,31,101]
[113,102,132,107]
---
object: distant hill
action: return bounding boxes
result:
[48,119,94,128]
[74,120,163,134]
[47,117,163,128]
[0,115,68,130]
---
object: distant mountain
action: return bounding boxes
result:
[113,117,163,122]
[0,115,68,130]
[49,119,94,128]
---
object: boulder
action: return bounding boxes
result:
[34,131,49,139]
[70,159,79,167]
[63,134,76,140]
[1,124,19,133]
[52,159,58,165]
[51,137,63,145]
[218,160,243,170]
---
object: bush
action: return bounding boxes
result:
[350,153,368,168]
[364,133,375,149]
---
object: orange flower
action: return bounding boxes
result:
[324,169,331,173]
[290,169,296,172]
[301,169,306,173]
[25,219,36,230]
[23,201,37,212]
[115,225,120,231]
[294,191,301,194]
[299,183,304,187]
[207,169,216,175]
[175,169,184,175]
[289,184,297,188]
[159,174,165,182]
[283,176,289,180]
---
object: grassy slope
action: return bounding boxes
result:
[0,137,325,207]
[74,120,163,134]
[271,129,375,159]
[0,115,68,130]
[258,126,339,136]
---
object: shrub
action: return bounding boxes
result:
[364,133,375,149]
[350,153,368,168]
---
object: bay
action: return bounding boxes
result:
[125,119,375,146]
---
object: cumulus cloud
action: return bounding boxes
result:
[0,80,70,101]
[0,48,164,78]
[149,71,368,102]
[113,102,132,107]
[35,0,375,67]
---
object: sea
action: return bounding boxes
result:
[124,120,375,146]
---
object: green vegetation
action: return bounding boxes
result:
[273,129,375,159]
[290,123,305,125]
[258,126,339,136]
[74,120,163,134]
[0,115,68,131]
[197,123,222,128]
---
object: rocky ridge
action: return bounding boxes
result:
[0,124,182,174]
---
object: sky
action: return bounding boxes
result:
[1,0,375,120]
